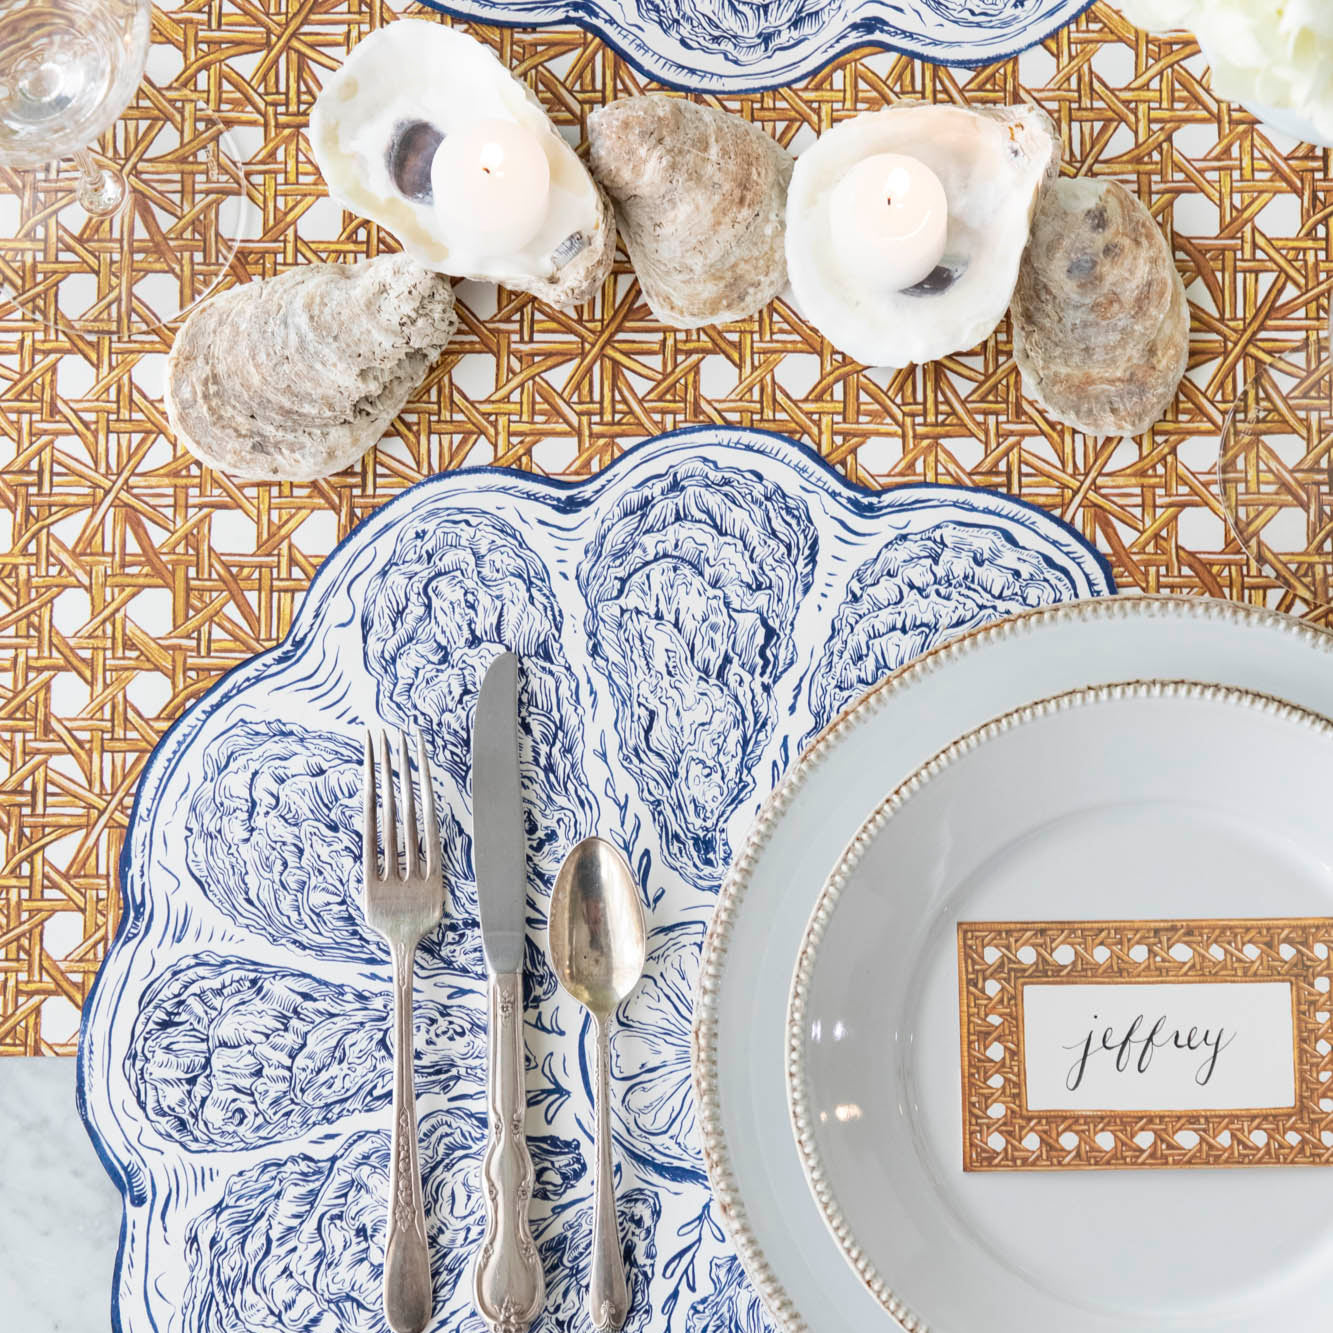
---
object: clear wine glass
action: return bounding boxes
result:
[0,0,246,337]
[1216,288,1333,626]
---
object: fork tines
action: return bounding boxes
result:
[362,728,440,893]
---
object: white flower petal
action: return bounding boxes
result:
[1163,0,1333,137]
[1114,0,1200,34]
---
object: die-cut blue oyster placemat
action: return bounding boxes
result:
[419,0,1094,93]
[79,426,1112,1333]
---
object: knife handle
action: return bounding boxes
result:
[474,969,545,1333]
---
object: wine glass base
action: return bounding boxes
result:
[1217,336,1333,619]
[0,104,246,339]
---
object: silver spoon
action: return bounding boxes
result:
[549,836,647,1331]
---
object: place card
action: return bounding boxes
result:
[957,918,1333,1171]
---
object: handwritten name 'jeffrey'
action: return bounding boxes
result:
[1063,1014,1236,1092]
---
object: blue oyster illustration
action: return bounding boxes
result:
[415,925,559,1010]
[183,720,472,963]
[126,955,487,1151]
[687,1255,771,1333]
[408,0,1075,94]
[636,0,835,64]
[807,520,1081,738]
[610,919,705,1184]
[534,1189,660,1333]
[362,506,597,876]
[579,462,815,881]
[182,1111,584,1333]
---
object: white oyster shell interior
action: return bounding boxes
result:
[786,103,1059,368]
[310,20,602,286]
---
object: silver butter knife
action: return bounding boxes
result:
[472,651,545,1333]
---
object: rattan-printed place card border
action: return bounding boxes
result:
[958,919,1333,1172]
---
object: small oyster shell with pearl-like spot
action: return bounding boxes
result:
[309,19,615,307]
[1010,176,1189,437]
[786,102,1060,368]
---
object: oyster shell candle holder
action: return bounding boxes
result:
[310,19,615,308]
[164,255,459,482]
[786,103,1060,368]
[588,95,793,330]
[1011,177,1188,437]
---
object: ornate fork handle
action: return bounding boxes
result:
[385,940,432,1333]
[474,969,545,1333]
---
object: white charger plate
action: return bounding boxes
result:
[787,680,1333,1333]
[692,596,1333,1333]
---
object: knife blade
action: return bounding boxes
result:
[472,650,526,975]
[471,650,546,1333]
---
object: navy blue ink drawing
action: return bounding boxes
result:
[127,954,487,1151]
[184,720,472,962]
[806,520,1083,739]
[363,507,597,879]
[417,0,1092,95]
[580,461,816,885]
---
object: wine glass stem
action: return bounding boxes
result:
[74,147,126,217]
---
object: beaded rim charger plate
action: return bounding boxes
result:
[788,677,1333,1333]
[693,596,1333,1333]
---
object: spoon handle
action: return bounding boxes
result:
[589,1016,630,1330]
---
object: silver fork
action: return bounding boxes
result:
[363,728,443,1333]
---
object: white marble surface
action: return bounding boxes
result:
[0,1056,121,1330]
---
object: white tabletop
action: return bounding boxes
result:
[0,1058,120,1331]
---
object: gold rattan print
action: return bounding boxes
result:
[0,111,246,339]
[0,0,1330,1052]
[958,918,1333,1171]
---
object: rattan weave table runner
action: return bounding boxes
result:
[1,0,1329,1053]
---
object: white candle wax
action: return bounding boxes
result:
[431,117,552,258]
[828,152,948,291]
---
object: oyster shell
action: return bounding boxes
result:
[310,20,614,307]
[1011,177,1189,437]
[164,255,458,481]
[588,94,793,329]
[786,102,1060,367]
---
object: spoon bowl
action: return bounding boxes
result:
[549,836,647,1330]
[550,836,647,1019]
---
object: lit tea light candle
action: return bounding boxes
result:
[431,117,552,258]
[829,152,948,291]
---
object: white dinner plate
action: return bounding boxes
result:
[787,680,1333,1333]
[692,596,1333,1333]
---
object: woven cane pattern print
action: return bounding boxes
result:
[0,1,1330,1052]
[958,919,1333,1171]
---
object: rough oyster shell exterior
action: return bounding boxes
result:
[310,20,614,308]
[588,94,793,330]
[1011,176,1189,437]
[786,102,1060,368]
[164,255,458,481]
